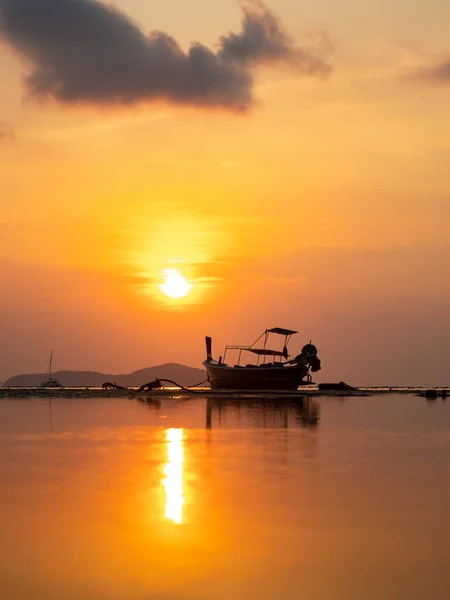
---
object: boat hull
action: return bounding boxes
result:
[204,362,308,391]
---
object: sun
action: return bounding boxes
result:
[159,269,192,299]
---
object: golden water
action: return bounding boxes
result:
[0,395,449,599]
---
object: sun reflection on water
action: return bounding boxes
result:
[162,428,184,524]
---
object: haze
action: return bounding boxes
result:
[1,0,449,386]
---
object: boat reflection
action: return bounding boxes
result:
[205,396,320,429]
[162,428,184,524]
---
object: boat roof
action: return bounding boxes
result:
[266,327,298,336]
[248,348,285,357]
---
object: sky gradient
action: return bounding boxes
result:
[1,0,449,385]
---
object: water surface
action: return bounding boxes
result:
[0,394,449,599]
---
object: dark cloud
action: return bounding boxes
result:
[0,0,332,111]
[219,0,332,76]
[415,62,450,83]
[0,121,14,141]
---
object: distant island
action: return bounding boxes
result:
[3,363,207,388]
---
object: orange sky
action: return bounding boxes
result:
[1,0,450,385]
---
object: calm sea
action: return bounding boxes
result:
[0,394,449,600]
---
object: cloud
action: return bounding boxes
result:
[0,121,14,141]
[219,0,331,76]
[0,0,332,112]
[414,61,450,83]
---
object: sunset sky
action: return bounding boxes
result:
[1,0,449,385]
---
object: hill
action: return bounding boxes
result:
[3,363,207,388]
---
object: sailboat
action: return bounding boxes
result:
[40,351,62,388]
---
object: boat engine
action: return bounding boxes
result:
[293,343,321,372]
[302,344,321,372]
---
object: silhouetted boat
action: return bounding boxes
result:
[203,328,321,391]
[40,351,62,388]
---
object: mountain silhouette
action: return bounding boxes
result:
[4,363,207,387]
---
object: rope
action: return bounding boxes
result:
[190,378,210,388]
[158,379,209,394]
[136,378,209,395]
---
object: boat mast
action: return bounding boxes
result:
[48,351,53,380]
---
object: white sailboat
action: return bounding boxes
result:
[40,351,62,388]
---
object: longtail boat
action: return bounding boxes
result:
[203,328,321,391]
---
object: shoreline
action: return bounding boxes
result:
[0,386,448,399]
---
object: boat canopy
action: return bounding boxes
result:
[266,327,298,336]
[221,327,298,366]
[248,348,285,357]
